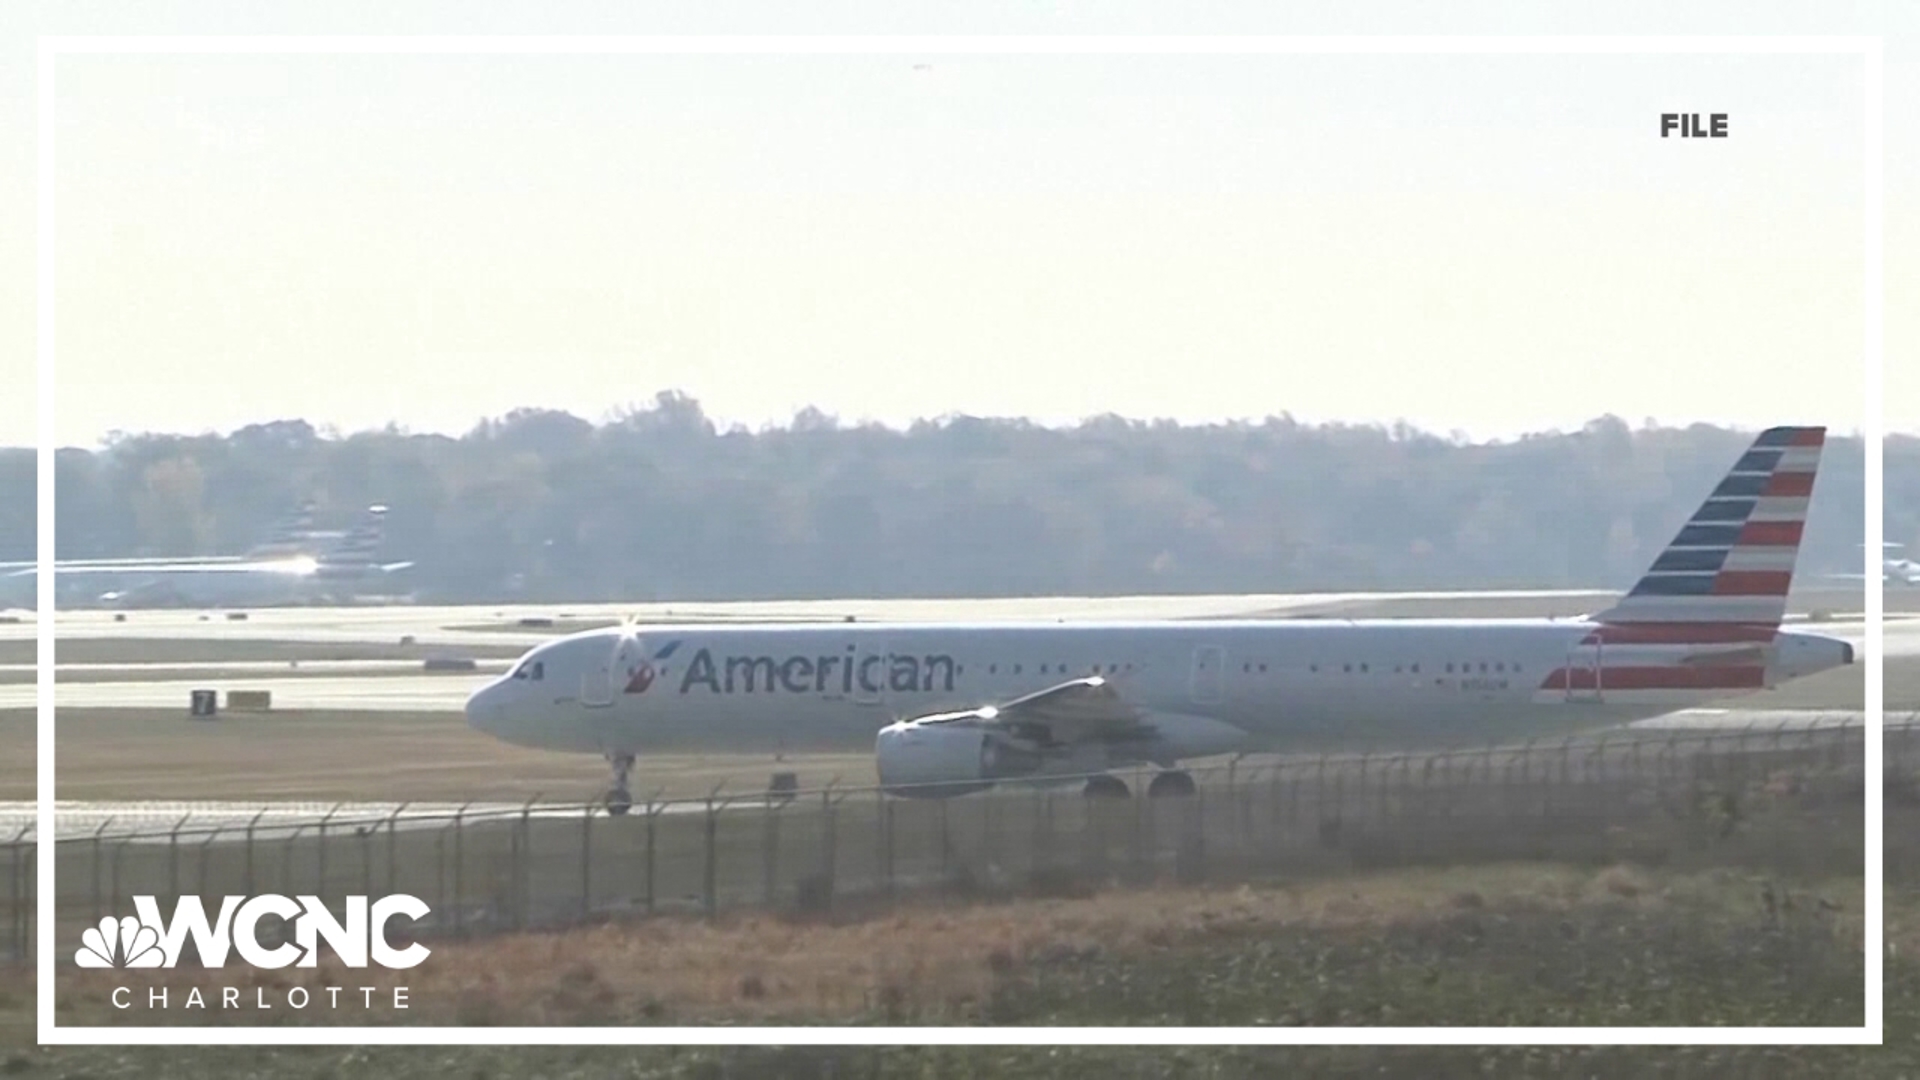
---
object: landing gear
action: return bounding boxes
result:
[1083,774,1131,799]
[604,753,635,816]
[1147,770,1196,799]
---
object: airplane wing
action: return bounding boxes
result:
[963,676,1156,747]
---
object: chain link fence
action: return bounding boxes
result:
[5,713,1908,967]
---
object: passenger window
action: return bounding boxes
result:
[1479,663,1488,674]
[1445,663,1454,673]
[1013,664,1023,675]
[1360,663,1370,674]
[1259,664,1268,673]
[1343,663,1352,674]
[1411,663,1420,674]
[1495,662,1505,673]
[531,661,544,681]
[989,664,998,674]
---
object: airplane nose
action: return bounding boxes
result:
[465,682,503,735]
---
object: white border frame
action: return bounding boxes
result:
[35,34,1883,1047]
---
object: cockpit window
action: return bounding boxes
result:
[512,659,547,681]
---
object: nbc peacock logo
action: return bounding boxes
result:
[75,915,165,969]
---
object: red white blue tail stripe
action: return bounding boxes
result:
[1588,425,1823,636]
[1537,426,1825,702]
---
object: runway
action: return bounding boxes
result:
[4,672,498,711]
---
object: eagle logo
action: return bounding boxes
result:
[623,639,681,694]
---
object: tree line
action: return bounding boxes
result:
[0,394,1900,603]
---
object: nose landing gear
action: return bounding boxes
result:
[604,752,635,816]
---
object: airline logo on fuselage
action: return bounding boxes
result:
[624,640,683,694]
[636,644,959,697]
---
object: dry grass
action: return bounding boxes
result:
[47,861,1862,1027]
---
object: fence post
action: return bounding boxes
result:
[386,803,408,896]
[89,817,115,926]
[516,794,540,931]
[279,824,308,903]
[644,790,663,917]
[704,784,726,919]
[881,792,897,902]
[358,816,374,901]
[317,803,342,903]
[244,810,264,897]
[166,813,191,911]
[821,781,840,909]
[7,826,26,961]
[109,837,132,921]
[197,825,224,902]
[763,794,783,907]
[580,803,594,923]
[454,802,472,938]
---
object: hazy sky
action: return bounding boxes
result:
[6,4,1911,448]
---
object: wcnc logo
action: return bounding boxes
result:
[75,894,431,970]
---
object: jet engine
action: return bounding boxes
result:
[874,716,1045,798]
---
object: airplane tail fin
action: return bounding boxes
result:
[319,505,389,568]
[1590,426,1824,641]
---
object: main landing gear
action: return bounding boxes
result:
[1147,770,1196,799]
[604,753,635,816]
[1080,770,1197,799]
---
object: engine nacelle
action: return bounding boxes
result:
[875,716,1043,799]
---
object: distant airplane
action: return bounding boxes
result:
[0,501,343,575]
[0,505,414,609]
[1827,541,1920,587]
[467,426,1852,812]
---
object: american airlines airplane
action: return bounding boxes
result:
[464,426,1853,811]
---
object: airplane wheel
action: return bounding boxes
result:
[1083,775,1131,799]
[1147,771,1196,798]
[605,789,633,817]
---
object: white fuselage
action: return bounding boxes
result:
[465,617,1854,761]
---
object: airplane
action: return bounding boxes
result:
[1828,542,1920,587]
[463,426,1853,813]
[0,501,349,576]
[2,505,413,609]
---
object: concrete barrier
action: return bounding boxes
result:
[224,689,273,711]
[422,657,478,672]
